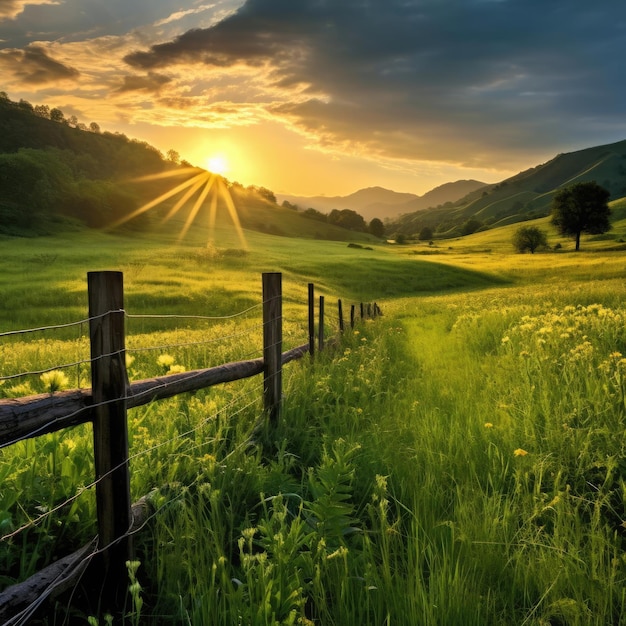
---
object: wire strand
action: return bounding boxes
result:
[0,310,124,339]
[125,302,262,322]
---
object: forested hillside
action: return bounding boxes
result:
[0,93,381,242]
[0,93,175,235]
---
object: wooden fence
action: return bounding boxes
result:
[0,271,381,623]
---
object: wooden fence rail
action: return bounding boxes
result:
[0,271,382,621]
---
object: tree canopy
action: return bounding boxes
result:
[368,217,385,238]
[418,226,433,241]
[551,181,611,250]
[512,225,547,254]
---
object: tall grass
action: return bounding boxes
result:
[1,229,626,623]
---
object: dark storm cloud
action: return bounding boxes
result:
[124,0,626,166]
[5,45,80,83]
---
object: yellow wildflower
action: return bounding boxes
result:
[40,370,70,393]
[513,448,529,457]
[484,422,494,428]
[156,354,175,368]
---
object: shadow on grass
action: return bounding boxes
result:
[290,257,509,301]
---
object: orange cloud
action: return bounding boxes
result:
[0,0,59,21]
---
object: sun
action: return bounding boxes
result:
[206,154,229,176]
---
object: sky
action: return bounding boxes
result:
[1,0,625,197]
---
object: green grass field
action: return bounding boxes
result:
[1,217,626,625]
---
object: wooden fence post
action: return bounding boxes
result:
[338,299,344,333]
[318,295,325,352]
[360,302,364,320]
[308,283,315,359]
[263,273,282,425]
[350,304,355,329]
[87,271,132,600]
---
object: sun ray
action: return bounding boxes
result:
[108,171,209,229]
[208,189,219,244]
[218,177,248,250]
[110,161,247,248]
[177,174,216,243]
[160,174,208,224]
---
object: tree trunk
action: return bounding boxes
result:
[575,231,581,251]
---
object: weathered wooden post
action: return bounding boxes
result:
[367,303,372,318]
[318,296,325,352]
[88,271,132,601]
[308,283,315,359]
[350,304,356,329]
[360,302,364,320]
[338,299,344,333]
[263,273,282,424]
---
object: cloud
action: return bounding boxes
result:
[122,0,626,169]
[117,71,172,93]
[0,44,79,84]
[0,0,59,21]
[154,4,219,27]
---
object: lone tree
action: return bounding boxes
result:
[551,181,611,251]
[418,226,433,241]
[369,217,385,238]
[512,225,547,254]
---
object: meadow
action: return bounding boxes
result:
[1,216,626,625]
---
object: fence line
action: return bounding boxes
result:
[0,272,382,621]
[0,317,266,385]
[1,380,265,544]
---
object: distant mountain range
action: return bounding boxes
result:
[278,180,488,222]
[280,139,626,238]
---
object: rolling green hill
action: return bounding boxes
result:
[388,139,626,238]
[0,94,376,243]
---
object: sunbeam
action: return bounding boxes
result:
[110,166,248,249]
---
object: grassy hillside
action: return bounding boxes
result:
[389,139,626,238]
[0,224,499,332]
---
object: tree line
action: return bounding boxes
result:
[281,201,385,237]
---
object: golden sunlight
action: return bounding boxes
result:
[110,167,247,249]
[206,154,229,176]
